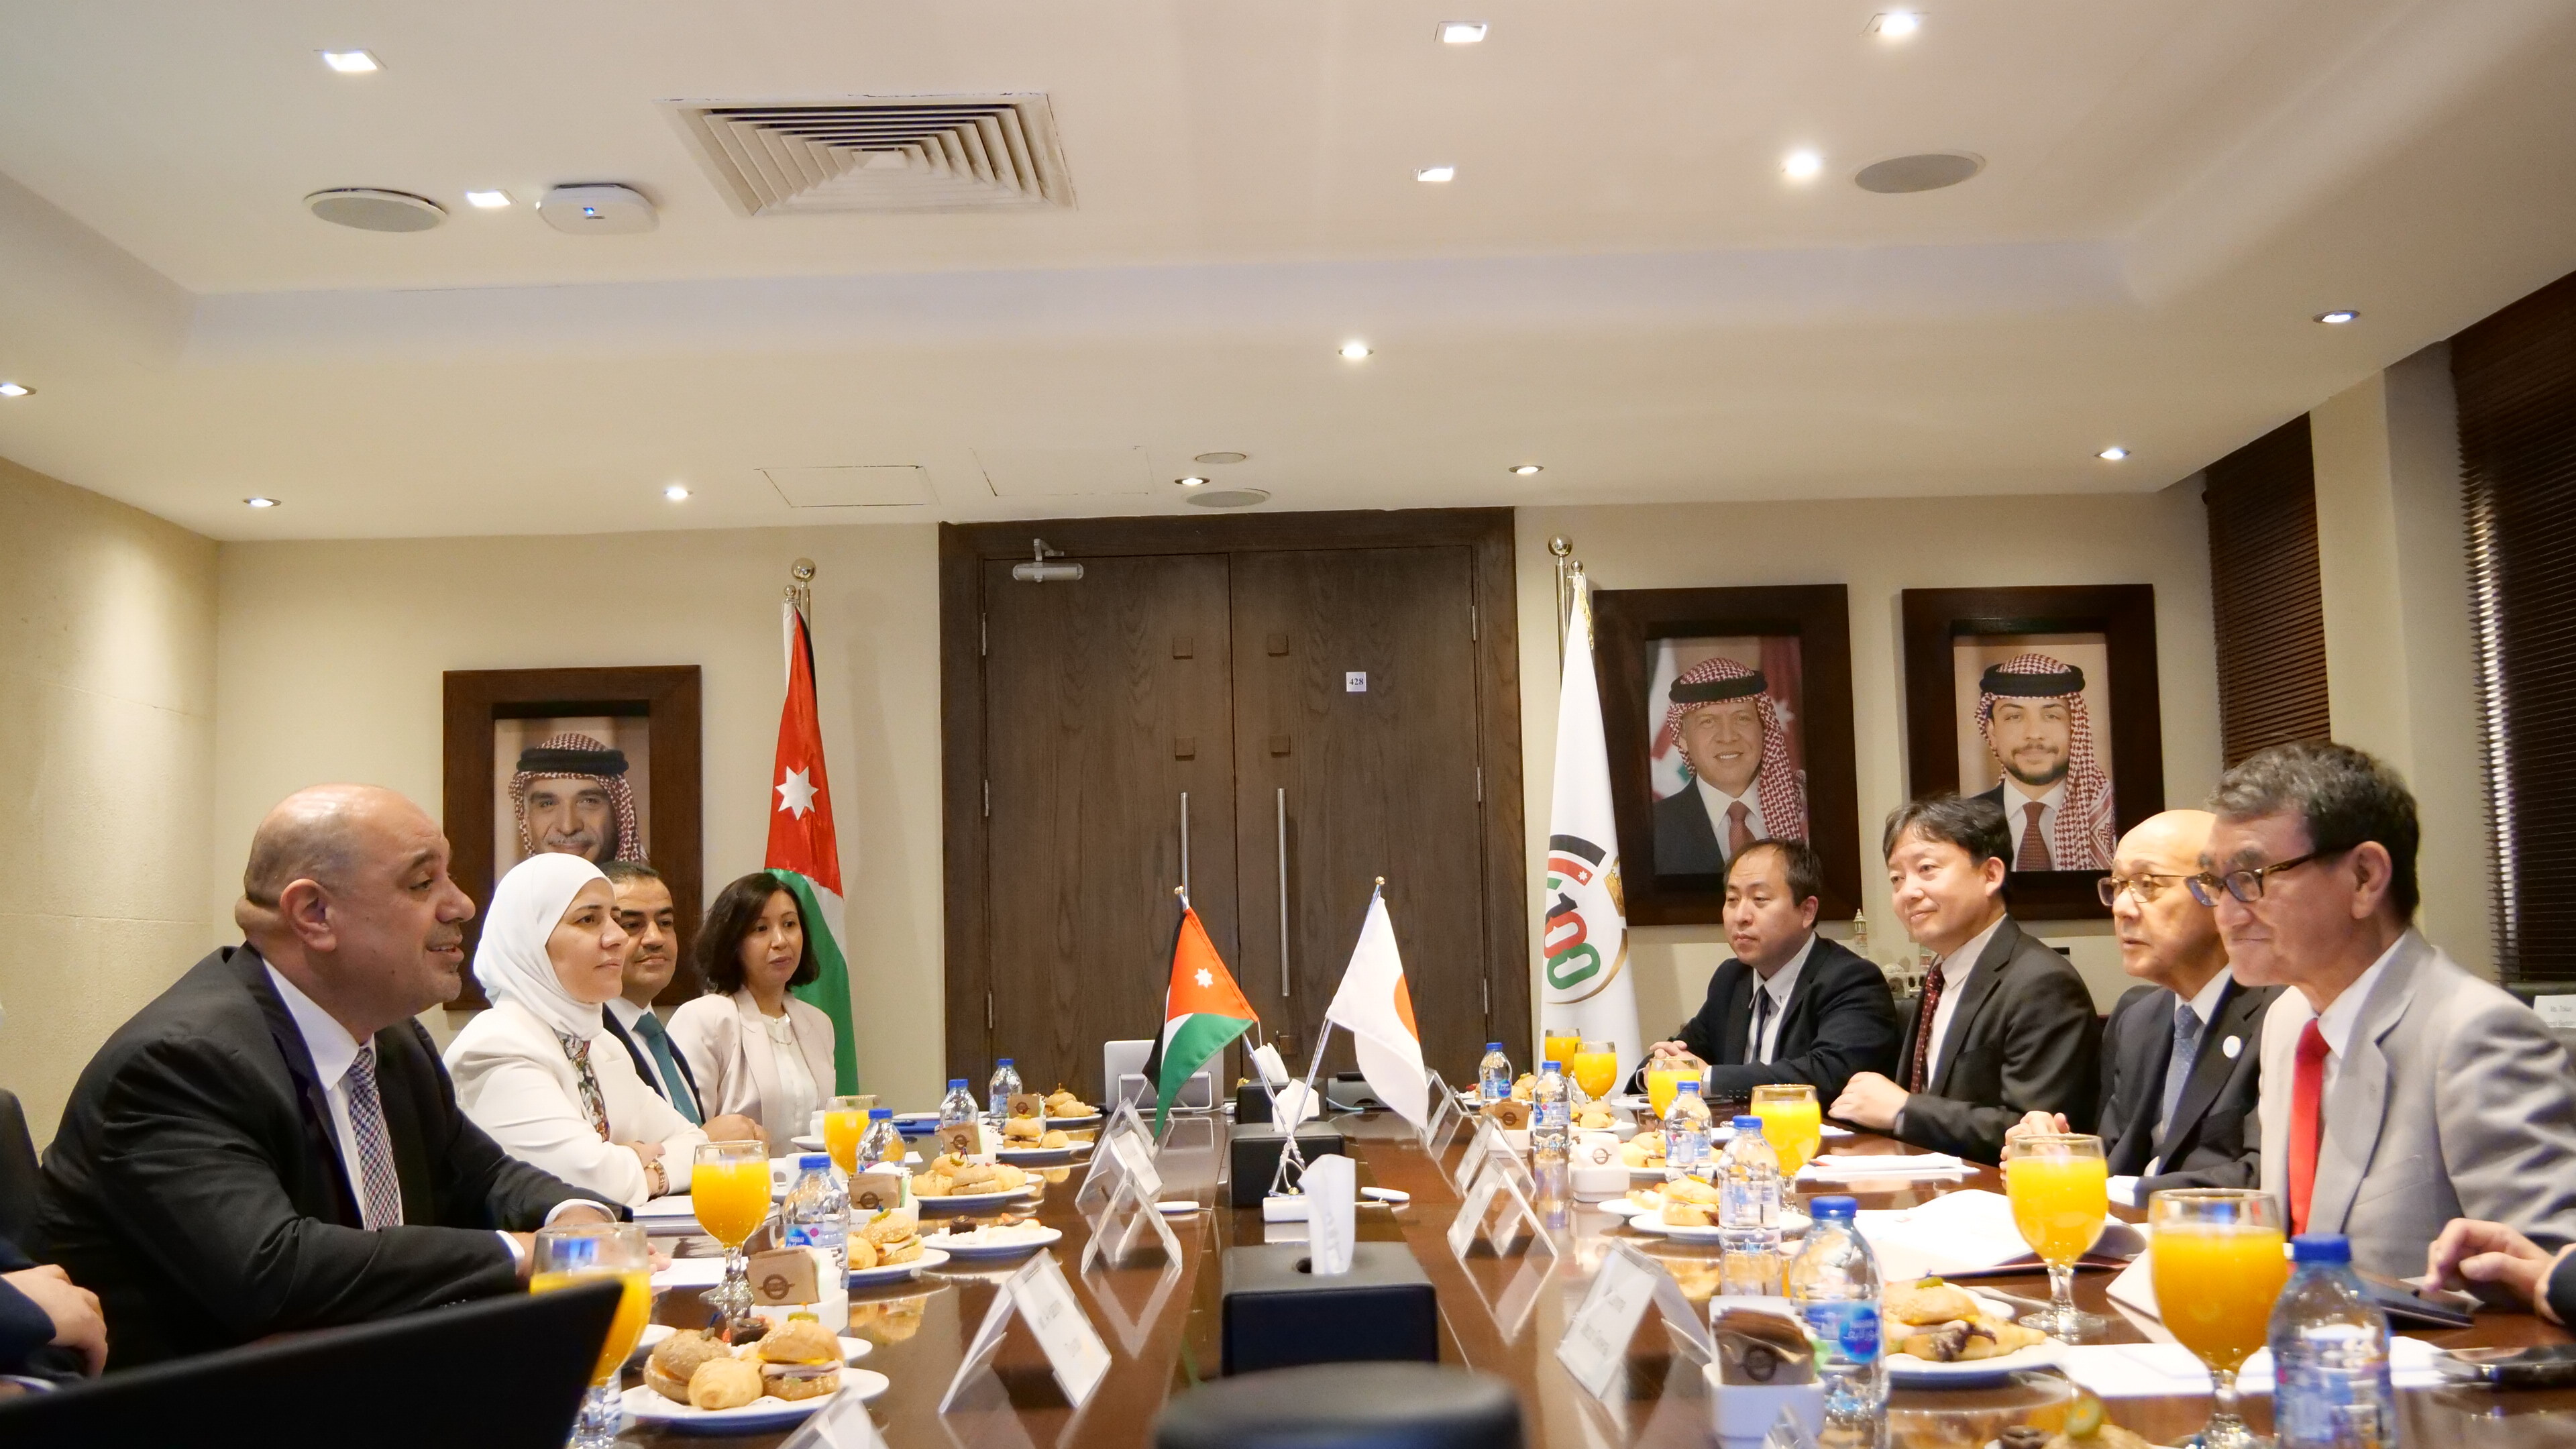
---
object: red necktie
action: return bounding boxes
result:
[2015,802,2053,871]
[1725,801,1755,859]
[2288,1019,2328,1234]
[1907,963,1948,1093]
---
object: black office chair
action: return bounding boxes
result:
[0,1278,622,1448]
[1155,1362,1524,1449]
[0,1090,43,1252]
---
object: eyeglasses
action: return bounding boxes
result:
[2096,872,2192,907]
[2186,851,2328,906]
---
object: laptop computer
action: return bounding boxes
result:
[0,1278,622,1448]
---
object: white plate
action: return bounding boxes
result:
[1041,1112,1103,1128]
[848,1246,949,1285]
[911,1185,1041,1211]
[633,1326,877,1365]
[622,1370,889,1432]
[787,1138,923,1165]
[921,1224,1064,1259]
[1885,1341,2058,1388]
[994,1143,1081,1162]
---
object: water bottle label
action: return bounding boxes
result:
[1799,1301,1880,1362]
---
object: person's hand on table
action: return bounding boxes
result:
[2000,1110,2072,1159]
[3,1265,106,1375]
[702,1114,763,1147]
[2428,1218,2569,1321]
[1828,1072,1908,1132]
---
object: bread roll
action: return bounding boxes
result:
[757,1318,840,1364]
[845,1235,878,1271]
[688,1356,763,1410]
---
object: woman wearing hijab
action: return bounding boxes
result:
[445,854,728,1205]
[667,872,839,1150]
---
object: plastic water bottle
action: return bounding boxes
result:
[780,1153,849,1273]
[1479,1042,1513,1104]
[1719,1114,1782,1295]
[1786,1195,1886,1432]
[1664,1080,1714,1176]
[988,1057,1023,1119]
[2269,1234,2395,1449]
[1530,1060,1570,1161]
[938,1079,979,1129]
[855,1107,900,1169]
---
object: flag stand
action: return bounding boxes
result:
[1268,876,1387,1199]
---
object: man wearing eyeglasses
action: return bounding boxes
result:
[2210,741,2576,1283]
[2005,810,2279,1204]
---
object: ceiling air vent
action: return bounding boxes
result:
[666,95,1073,215]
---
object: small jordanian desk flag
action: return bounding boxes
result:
[1141,902,1258,1132]
[768,594,859,1095]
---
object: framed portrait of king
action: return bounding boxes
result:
[1900,586,2164,919]
[442,665,703,1008]
[1591,585,1862,926]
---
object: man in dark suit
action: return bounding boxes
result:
[600,861,708,1126]
[40,785,621,1368]
[1639,839,1900,1105]
[1829,793,2102,1163]
[2008,809,2278,1199]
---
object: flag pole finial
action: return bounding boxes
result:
[1375,875,1386,888]
[785,558,816,614]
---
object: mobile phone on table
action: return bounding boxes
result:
[2355,1274,2476,1329]
[2434,1344,2576,1388]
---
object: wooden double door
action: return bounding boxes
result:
[941,511,1528,1103]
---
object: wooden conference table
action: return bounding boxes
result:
[633,1113,2576,1448]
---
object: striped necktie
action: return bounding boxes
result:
[343,1042,407,1230]
[633,1012,702,1125]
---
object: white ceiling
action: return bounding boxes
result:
[1,0,2573,539]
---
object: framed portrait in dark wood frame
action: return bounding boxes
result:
[441,665,703,1008]
[1899,586,2164,920]
[1592,585,1861,925]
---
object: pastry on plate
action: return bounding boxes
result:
[1038,1128,1071,1148]
[1884,1278,1983,1326]
[643,1330,731,1405]
[1002,1115,1044,1141]
[1661,1203,1715,1228]
[1896,1318,2047,1362]
[686,1354,763,1411]
[756,1318,843,1401]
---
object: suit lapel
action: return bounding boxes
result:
[2157,980,2259,1162]
[1714,967,1756,1066]
[374,1023,444,1228]
[2311,939,2427,1234]
[1929,918,2018,1095]
[735,991,786,1119]
[237,949,364,1228]
[602,1011,662,1099]
[2110,991,2171,1174]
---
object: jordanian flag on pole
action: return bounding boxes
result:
[769,599,858,1095]
[1140,904,1258,1132]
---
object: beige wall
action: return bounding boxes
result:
[1514,487,2224,1046]
[0,455,219,1144]
[213,525,949,1107]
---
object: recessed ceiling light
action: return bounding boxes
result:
[1415,165,1457,184]
[1438,21,1488,44]
[1509,464,1544,476]
[1193,451,1249,466]
[1339,341,1373,360]
[464,190,513,209]
[319,49,380,74]
[1869,13,1922,38]
[244,496,280,508]
[2097,446,2130,462]
[1177,476,1208,488]
[1782,150,1825,181]
[2315,309,2360,325]
[0,382,30,398]
[663,484,690,501]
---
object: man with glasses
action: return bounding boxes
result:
[2006,810,2278,1204]
[2209,742,2576,1282]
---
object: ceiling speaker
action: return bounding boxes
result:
[1854,153,1984,194]
[1185,489,1270,510]
[305,189,445,232]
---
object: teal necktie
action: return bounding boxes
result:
[633,1012,702,1126]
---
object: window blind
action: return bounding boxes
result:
[2202,416,2330,769]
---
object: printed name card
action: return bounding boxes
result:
[1447,1151,1556,1260]
[780,1389,890,1449]
[1079,1141,1184,1273]
[847,1169,906,1214]
[937,1122,991,1161]
[1450,1117,1514,1193]
[1110,1130,1164,1199]
[1417,1072,1460,1146]
[940,1252,1112,1413]
[1554,1242,1711,1399]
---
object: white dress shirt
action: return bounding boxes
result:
[2314,939,2400,1102]
[2001,778,2068,861]
[1694,776,1768,860]
[1748,934,1817,1065]
[266,965,395,1228]
[2145,966,2238,1174]
[1925,914,2007,1085]
[606,997,683,1104]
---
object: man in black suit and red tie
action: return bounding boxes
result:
[1638,839,1900,1106]
[1829,793,2101,1163]
[41,785,622,1368]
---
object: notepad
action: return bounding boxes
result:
[1854,1189,2145,1280]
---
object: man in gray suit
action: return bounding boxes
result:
[2205,742,2576,1283]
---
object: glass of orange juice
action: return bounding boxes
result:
[2151,1189,2288,1449]
[1570,1040,1619,1104]
[1541,1026,1582,1076]
[2004,1133,2110,1341]
[1749,1083,1823,1179]
[1645,1065,1694,1120]
[823,1095,870,1175]
[692,1138,771,1334]
[531,1220,653,1449]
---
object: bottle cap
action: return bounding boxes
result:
[869,1108,892,1120]
[1675,1080,1700,1094]
[998,1057,1014,1066]
[949,1079,968,1089]
[2290,1234,2353,1265]
[798,1154,829,1171]
[1487,1042,1503,1051]
[1542,1061,1562,1072]
[1733,1115,1763,1130]
[1809,1195,1858,1221]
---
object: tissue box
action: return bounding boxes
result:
[1219,1243,1438,1375]
[1703,1365,1823,1445]
[1227,1124,1346,1207]
[1236,1081,1273,1124]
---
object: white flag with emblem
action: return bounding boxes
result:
[1542,579,1639,1088]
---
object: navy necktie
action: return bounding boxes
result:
[2159,1000,2204,1140]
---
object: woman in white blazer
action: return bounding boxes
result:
[667,871,839,1150]
[445,853,716,1206]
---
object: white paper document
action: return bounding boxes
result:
[1853,1189,2145,1281]
[1304,1155,1357,1275]
[1796,1153,1969,1181]
[2055,1338,2446,1398]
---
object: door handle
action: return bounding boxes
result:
[1180,791,1190,896]
[1277,787,1291,998]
